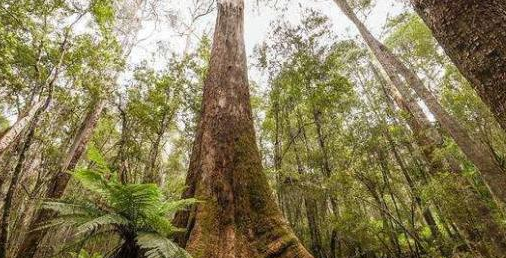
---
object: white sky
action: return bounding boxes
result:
[127,0,406,72]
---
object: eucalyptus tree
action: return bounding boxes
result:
[330,0,506,209]
[410,0,506,132]
[172,0,312,257]
[8,0,127,257]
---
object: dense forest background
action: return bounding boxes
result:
[1,0,506,257]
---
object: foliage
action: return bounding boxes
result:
[42,147,195,258]
[1,1,506,258]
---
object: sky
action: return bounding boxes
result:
[2,0,406,123]
[127,0,406,72]
[113,0,408,156]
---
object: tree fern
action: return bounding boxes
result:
[136,233,191,258]
[75,213,130,236]
[43,147,196,258]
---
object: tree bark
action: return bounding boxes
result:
[0,93,52,258]
[410,0,506,132]
[172,1,312,257]
[0,100,44,157]
[15,99,106,258]
[333,0,506,205]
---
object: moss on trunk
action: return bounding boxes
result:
[173,1,313,257]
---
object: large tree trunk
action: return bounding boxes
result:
[0,100,44,157]
[410,0,506,132]
[332,0,506,205]
[15,99,106,258]
[172,1,312,257]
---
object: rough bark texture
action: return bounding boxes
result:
[16,99,106,258]
[335,1,506,253]
[172,1,313,257]
[411,0,506,132]
[0,100,44,157]
[334,0,506,206]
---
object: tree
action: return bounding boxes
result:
[410,0,506,132]
[40,147,193,258]
[172,0,312,257]
[332,0,506,206]
[16,99,107,258]
[0,100,44,157]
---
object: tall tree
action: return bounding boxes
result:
[0,100,44,157]
[172,0,312,257]
[410,0,506,132]
[15,99,106,258]
[332,0,506,205]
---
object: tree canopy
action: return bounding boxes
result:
[1,0,505,257]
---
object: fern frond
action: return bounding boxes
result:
[42,200,103,217]
[107,183,161,215]
[140,211,183,237]
[74,168,109,196]
[34,213,97,232]
[136,233,191,258]
[162,198,199,215]
[75,213,130,235]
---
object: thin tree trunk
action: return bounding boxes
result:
[0,100,44,157]
[370,63,447,175]
[172,1,312,257]
[360,73,445,250]
[410,0,506,132]
[116,103,130,184]
[333,0,506,206]
[272,93,284,211]
[361,178,403,257]
[143,107,176,184]
[0,92,52,258]
[310,109,343,258]
[288,119,327,258]
[16,99,106,258]
[377,152,408,250]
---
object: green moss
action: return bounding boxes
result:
[186,122,303,256]
[190,192,219,258]
[232,129,299,254]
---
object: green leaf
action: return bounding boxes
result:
[136,233,192,258]
[75,213,130,235]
